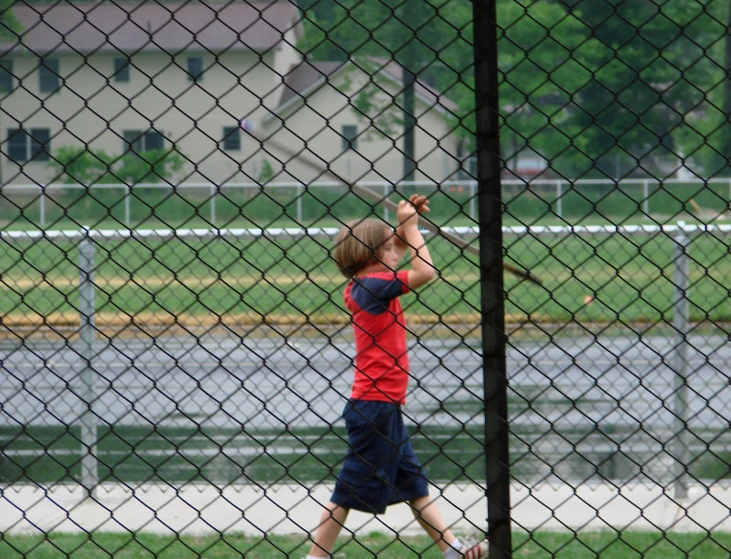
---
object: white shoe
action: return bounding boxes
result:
[462,539,488,559]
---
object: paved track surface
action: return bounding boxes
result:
[2,330,731,535]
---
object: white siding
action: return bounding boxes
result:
[262,67,460,184]
[0,48,459,189]
[1,50,281,185]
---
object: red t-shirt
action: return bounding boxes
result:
[344,270,411,404]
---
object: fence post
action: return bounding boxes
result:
[470,180,476,220]
[643,180,649,215]
[78,232,99,498]
[672,222,690,500]
[474,0,512,556]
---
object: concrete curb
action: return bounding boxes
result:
[2,482,730,536]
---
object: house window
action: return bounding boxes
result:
[113,57,130,83]
[222,126,241,151]
[123,129,164,154]
[341,125,357,151]
[6,128,51,163]
[187,56,203,83]
[30,129,50,161]
[39,58,60,93]
[0,59,13,93]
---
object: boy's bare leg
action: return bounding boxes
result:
[409,495,457,552]
[308,501,349,558]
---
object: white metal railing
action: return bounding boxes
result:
[0,180,479,226]
[2,177,731,226]
[2,221,731,243]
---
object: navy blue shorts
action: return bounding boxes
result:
[330,399,429,514]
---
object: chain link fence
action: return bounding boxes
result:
[1,0,731,558]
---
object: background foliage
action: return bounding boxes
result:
[298,0,731,180]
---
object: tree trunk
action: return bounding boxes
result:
[722,2,731,175]
[403,65,417,188]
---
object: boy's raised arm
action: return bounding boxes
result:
[396,196,435,290]
[394,194,429,259]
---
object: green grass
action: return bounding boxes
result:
[2,531,731,558]
[0,222,729,326]
[2,180,731,328]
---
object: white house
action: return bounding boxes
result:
[264,57,461,184]
[0,1,461,188]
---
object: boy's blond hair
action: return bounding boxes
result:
[334,218,391,278]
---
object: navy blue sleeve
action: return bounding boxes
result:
[350,276,405,315]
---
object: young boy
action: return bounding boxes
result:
[305,194,488,559]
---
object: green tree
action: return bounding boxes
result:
[299,0,463,183]
[297,0,596,177]
[257,159,274,184]
[299,0,728,180]
[497,0,597,178]
[47,146,117,185]
[116,149,185,184]
[0,0,21,40]
[48,145,186,220]
[548,0,724,178]
[48,146,185,185]
[701,0,731,176]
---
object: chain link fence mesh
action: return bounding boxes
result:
[0,0,730,557]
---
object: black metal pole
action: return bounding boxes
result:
[473,1,512,558]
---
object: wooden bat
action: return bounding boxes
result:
[240,119,542,285]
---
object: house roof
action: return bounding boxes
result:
[271,57,459,121]
[277,60,345,108]
[0,1,303,57]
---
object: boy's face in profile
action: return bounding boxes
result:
[373,235,399,273]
